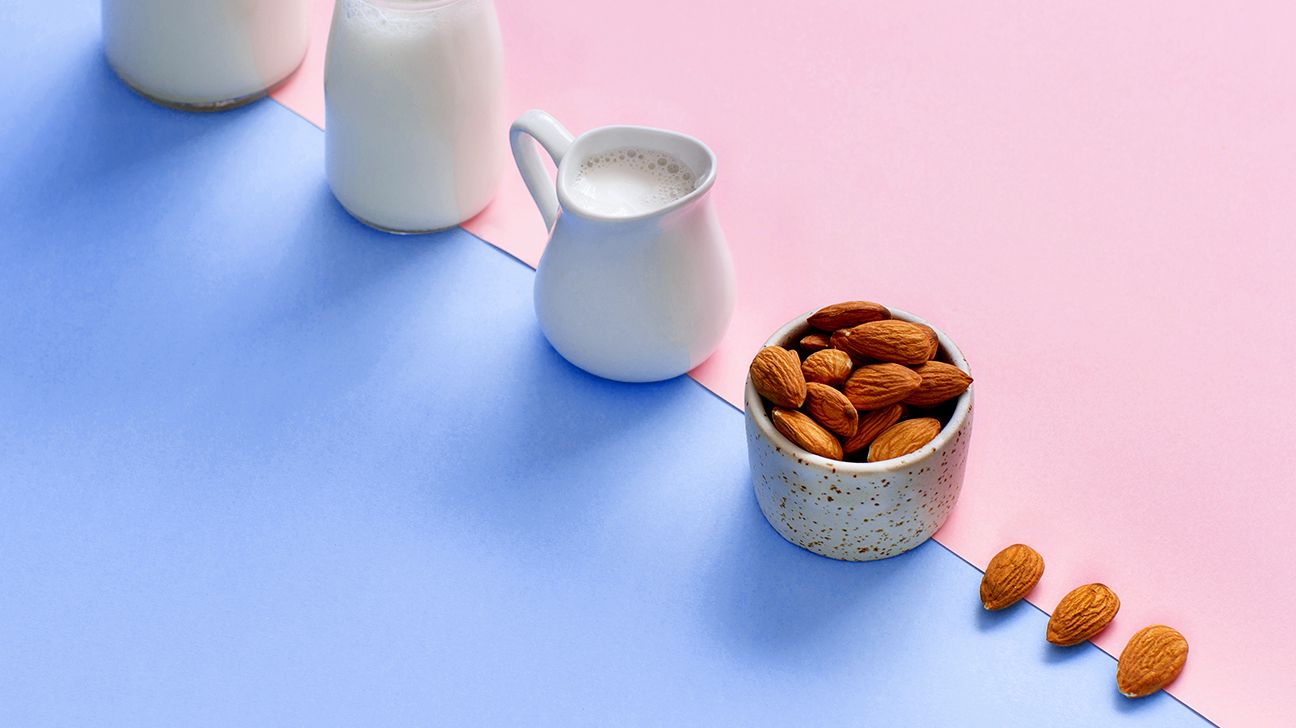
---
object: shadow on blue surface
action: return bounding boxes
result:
[707,502,908,658]
[0,3,1214,727]
[7,48,240,222]
[1042,640,1092,664]
[974,596,1049,638]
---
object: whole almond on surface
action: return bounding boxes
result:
[799,332,831,353]
[905,360,973,407]
[804,383,858,438]
[771,408,843,460]
[832,320,938,365]
[807,301,891,331]
[1046,584,1120,646]
[750,346,807,409]
[1117,625,1189,698]
[979,544,1045,610]
[841,403,904,455]
[802,349,853,386]
[844,363,923,410]
[867,417,941,462]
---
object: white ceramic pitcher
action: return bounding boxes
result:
[510,110,735,383]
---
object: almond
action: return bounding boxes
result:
[803,383,858,438]
[807,301,891,331]
[801,349,853,387]
[842,403,904,455]
[905,360,973,407]
[843,363,922,410]
[750,346,807,408]
[799,332,831,353]
[979,544,1045,610]
[831,320,939,365]
[867,417,941,462]
[771,407,843,460]
[1047,584,1120,646]
[1117,625,1189,698]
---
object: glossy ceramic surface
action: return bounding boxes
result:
[511,110,735,382]
[745,308,973,560]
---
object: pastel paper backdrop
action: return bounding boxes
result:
[272,2,1296,723]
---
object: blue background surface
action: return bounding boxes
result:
[0,3,1212,726]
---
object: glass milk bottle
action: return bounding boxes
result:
[102,0,310,110]
[325,0,506,233]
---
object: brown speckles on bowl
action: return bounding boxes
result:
[744,307,974,561]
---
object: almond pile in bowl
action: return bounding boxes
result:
[749,301,971,463]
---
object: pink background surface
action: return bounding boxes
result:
[273,2,1296,723]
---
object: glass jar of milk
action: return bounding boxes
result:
[102,0,310,110]
[325,0,506,233]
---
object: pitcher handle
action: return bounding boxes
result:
[510,110,575,232]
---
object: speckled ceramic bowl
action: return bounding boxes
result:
[745,308,974,561]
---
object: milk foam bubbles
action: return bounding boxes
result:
[325,0,505,232]
[567,148,698,217]
[102,0,309,108]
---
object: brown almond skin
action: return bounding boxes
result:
[905,360,973,407]
[801,349,853,387]
[771,407,843,460]
[799,332,831,353]
[980,544,1045,610]
[803,383,858,438]
[923,329,940,360]
[842,403,904,455]
[844,363,922,410]
[867,417,941,462]
[750,346,807,409]
[840,344,877,370]
[807,301,891,331]
[1047,584,1120,646]
[832,320,939,365]
[1117,626,1189,698]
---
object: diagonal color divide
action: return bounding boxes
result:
[268,1,1296,724]
[0,21,1210,722]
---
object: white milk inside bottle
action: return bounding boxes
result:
[325,0,505,233]
[102,0,310,109]
[567,147,699,217]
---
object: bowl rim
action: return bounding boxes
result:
[745,307,973,472]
